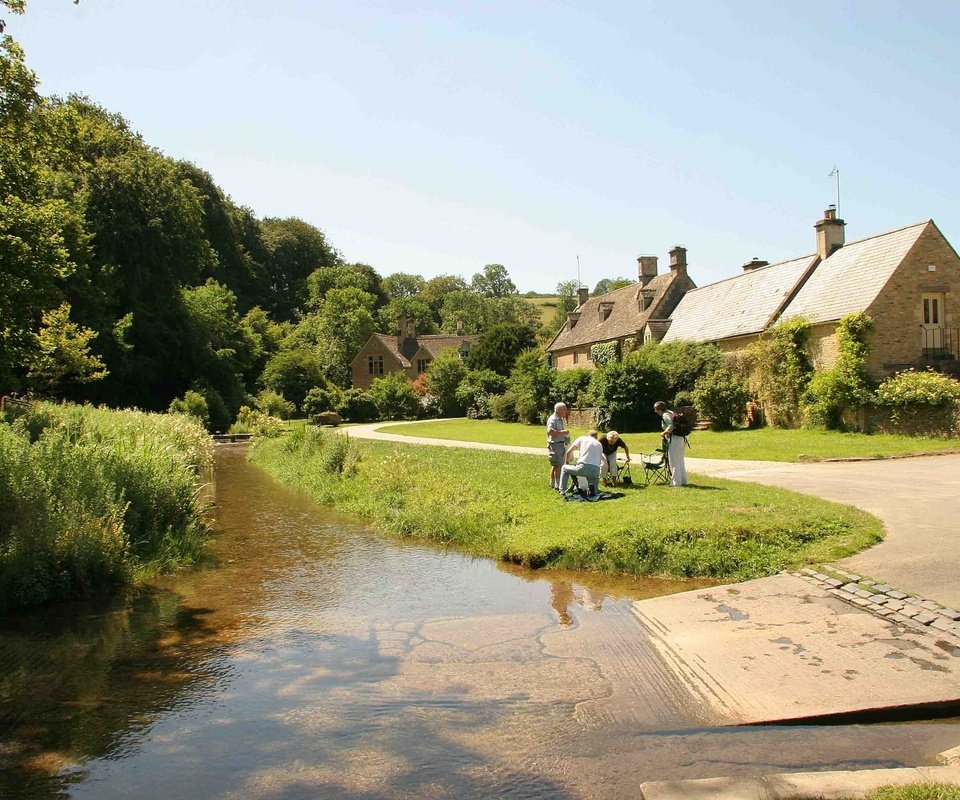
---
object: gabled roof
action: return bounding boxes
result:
[354,333,477,369]
[662,254,818,343]
[547,272,681,352]
[781,221,930,324]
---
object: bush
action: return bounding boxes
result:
[589,341,619,367]
[302,386,342,418]
[874,369,960,433]
[0,403,212,610]
[456,369,507,417]
[742,317,812,428]
[426,348,468,416]
[507,349,554,424]
[229,406,285,437]
[368,372,421,420]
[169,390,209,428]
[692,366,750,430]
[551,368,593,409]
[635,340,724,403]
[489,392,519,422]
[261,348,325,409]
[195,383,231,433]
[590,351,669,432]
[336,389,379,423]
[256,389,296,420]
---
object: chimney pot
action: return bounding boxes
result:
[815,207,846,260]
[669,246,687,275]
[637,255,658,286]
[741,257,770,272]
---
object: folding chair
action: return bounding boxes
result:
[639,447,670,486]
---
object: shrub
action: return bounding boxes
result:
[874,369,960,434]
[551,368,593,409]
[508,349,554,424]
[692,366,750,430]
[195,383,231,433]
[261,348,325,409]
[801,313,874,430]
[302,386,342,418]
[636,340,724,403]
[489,392,519,422]
[590,351,669,432]
[589,341,619,367]
[169,390,210,428]
[456,369,506,418]
[368,372,421,420]
[229,406,285,437]
[426,348,468,416]
[336,389,379,423]
[256,389,296,420]
[742,317,812,427]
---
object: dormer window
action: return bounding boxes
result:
[598,302,613,322]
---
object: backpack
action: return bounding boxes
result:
[670,409,693,438]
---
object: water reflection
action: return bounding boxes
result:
[0,447,957,800]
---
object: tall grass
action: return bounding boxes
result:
[0,403,213,610]
[251,428,882,580]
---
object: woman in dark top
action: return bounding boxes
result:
[598,431,629,485]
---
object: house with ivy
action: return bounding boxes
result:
[662,208,960,378]
[546,246,697,370]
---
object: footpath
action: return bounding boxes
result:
[348,422,960,798]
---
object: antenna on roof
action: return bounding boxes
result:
[828,166,840,217]
[577,254,581,288]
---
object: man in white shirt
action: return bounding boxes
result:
[559,430,602,495]
[545,402,570,490]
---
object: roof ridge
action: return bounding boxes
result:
[681,254,816,295]
[836,220,930,250]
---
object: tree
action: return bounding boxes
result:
[471,263,516,297]
[260,217,341,320]
[382,272,425,300]
[590,351,670,432]
[547,280,578,338]
[593,277,634,295]
[426,348,467,416]
[421,274,468,318]
[468,322,536,376]
[368,371,420,420]
[507,348,554,424]
[260,348,324,409]
[26,303,107,395]
[305,265,370,309]
[378,297,437,336]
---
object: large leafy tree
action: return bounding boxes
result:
[382,272,425,300]
[261,217,340,320]
[468,322,536,376]
[471,263,516,297]
[421,274,468,319]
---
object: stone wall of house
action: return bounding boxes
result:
[567,407,597,427]
[552,347,594,371]
[807,323,840,371]
[857,403,960,438]
[351,338,400,390]
[864,224,960,377]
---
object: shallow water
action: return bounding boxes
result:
[1,446,957,799]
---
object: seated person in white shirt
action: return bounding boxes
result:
[559,430,603,494]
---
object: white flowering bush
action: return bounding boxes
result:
[875,369,960,409]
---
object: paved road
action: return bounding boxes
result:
[348,422,960,610]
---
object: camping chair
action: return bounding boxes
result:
[639,447,670,486]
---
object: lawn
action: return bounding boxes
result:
[375,418,960,462]
[251,427,883,581]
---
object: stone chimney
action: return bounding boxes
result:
[637,255,658,287]
[742,257,769,272]
[815,205,845,260]
[576,286,589,307]
[669,246,687,275]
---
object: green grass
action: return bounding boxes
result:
[527,295,560,326]
[0,402,213,610]
[375,419,960,462]
[251,427,882,580]
[794,785,960,800]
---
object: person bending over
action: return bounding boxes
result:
[598,430,630,485]
[559,430,602,495]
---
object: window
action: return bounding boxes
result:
[459,348,469,362]
[923,296,941,325]
[368,355,384,375]
[417,358,431,373]
[573,351,579,364]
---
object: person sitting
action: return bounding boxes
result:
[559,430,602,496]
[598,430,630,486]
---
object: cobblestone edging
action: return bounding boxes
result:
[795,565,960,647]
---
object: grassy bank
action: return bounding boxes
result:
[251,427,882,580]
[796,785,960,800]
[375,419,960,462]
[0,402,213,610]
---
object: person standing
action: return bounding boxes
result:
[546,402,570,490]
[560,430,603,495]
[654,401,687,486]
[598,431,630,485]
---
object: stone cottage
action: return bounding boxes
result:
[350,318,477,390]
[547,246,697,370]
[662,208,960,377]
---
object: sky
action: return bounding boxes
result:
[10,0,960,293]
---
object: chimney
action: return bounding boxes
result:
[566,311,581,330]
[576,286,589,307]
[637,255,658,287]
[669,246,687,275]
[815,205,845,260]
[456,318,464,336]
[742,257,769,272]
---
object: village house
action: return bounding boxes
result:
[662,208,960,378]
[350,318,477,390]
[547,246,697,369]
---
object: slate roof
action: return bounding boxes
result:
[781,221,930,324]
[662,254,818,343]
[361,333,475,368]
[547,272,681,352]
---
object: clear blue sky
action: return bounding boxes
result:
[11,1,960,292]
